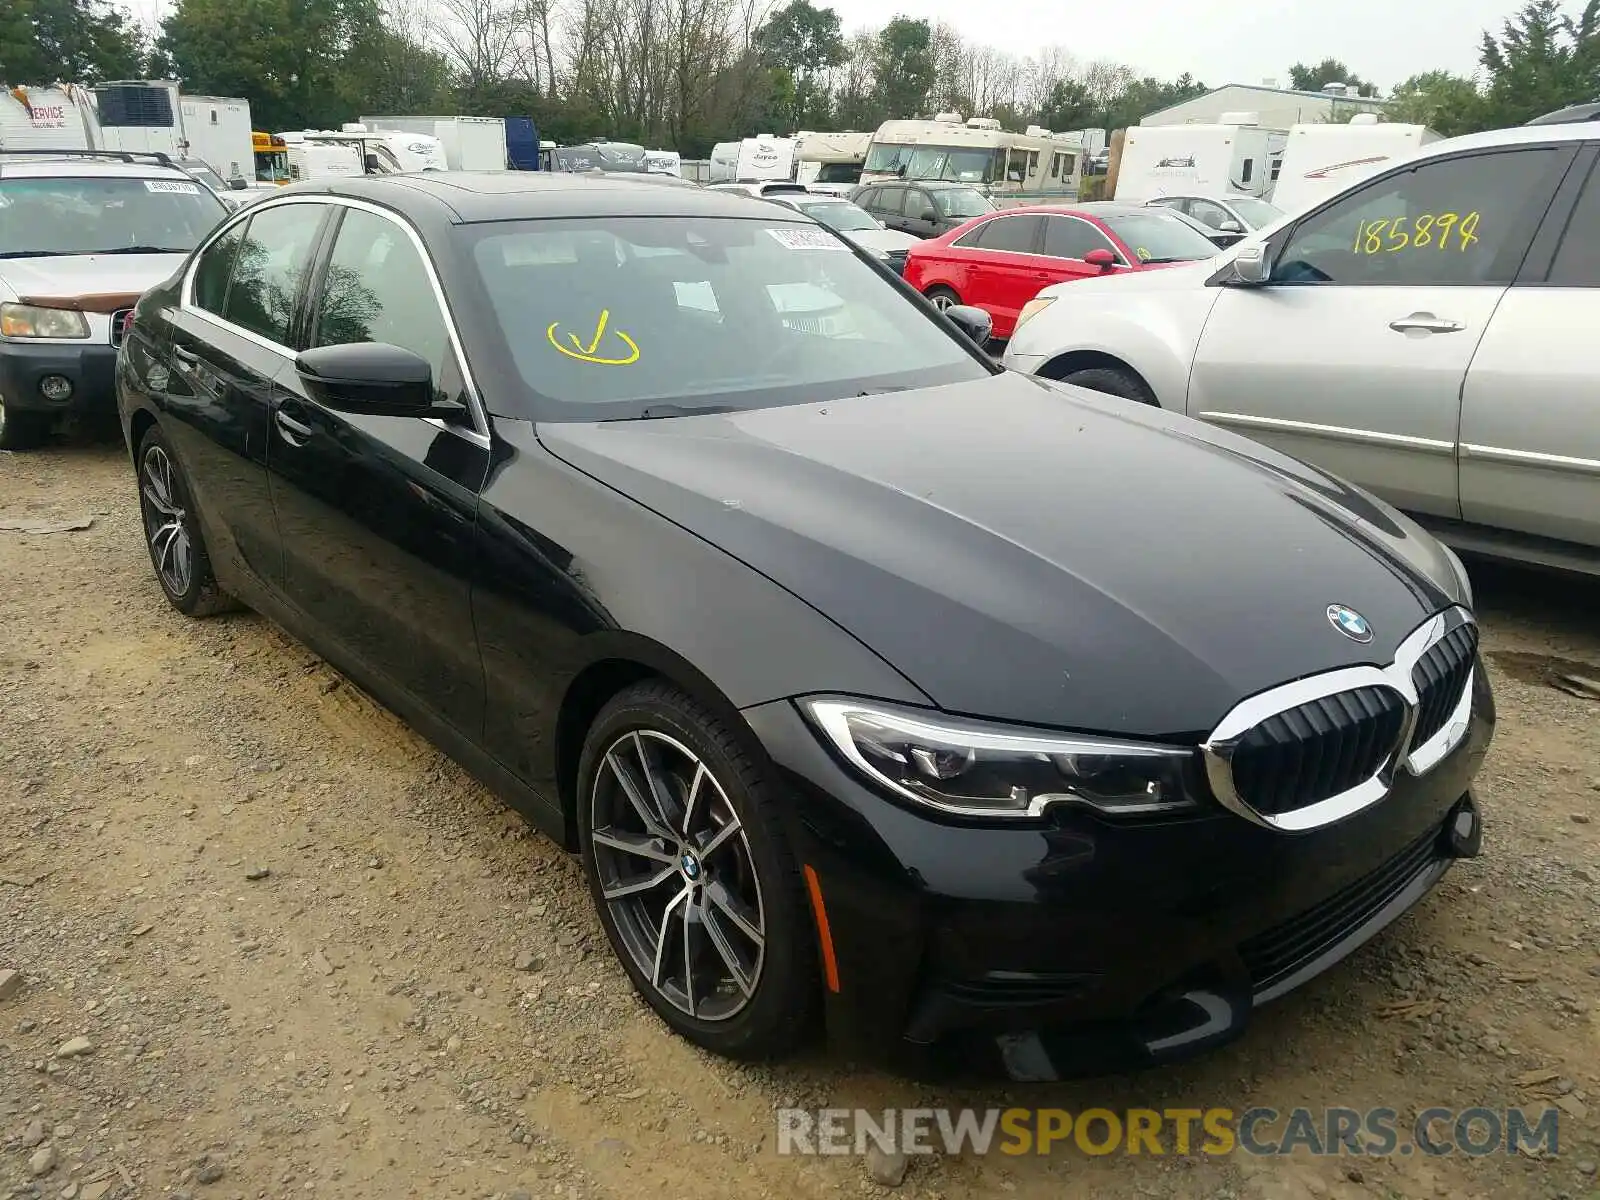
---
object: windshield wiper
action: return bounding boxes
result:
[95,245,190,255]
[617,403,741,421]
[0,250,77,259]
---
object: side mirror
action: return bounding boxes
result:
[1084,247,1117,270]
[1230,243,1273,286]
[942,303,992,345]
[229,176,248,191]
[295,342,457,418]
[919,206,938,222]
[1219,218,1244,234]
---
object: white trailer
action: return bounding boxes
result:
[734,135,796,182]
[361,115,507,171]
[178,94,253,182]
[1271,116,1441,214]
[279,132,363,181]
[1113,117,1282,202]
[708,141,739,183]
[643,149,682,177]
[794,130,872,193]
[0,84,99,152]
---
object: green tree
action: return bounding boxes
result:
[157,0,383,131]
[342,23,454,117]
[1478,0,1600,124]
[873,16,934,119]
[1288,58,1378,97]
[755,0,847,129]
[1386,70,1483,134]
[1103,73,1208,131]
[0,0,148,83]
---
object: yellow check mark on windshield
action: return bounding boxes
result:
[569,309,611,355]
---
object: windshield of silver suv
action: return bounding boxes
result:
[465,215,990,420]
[0,175,227,258]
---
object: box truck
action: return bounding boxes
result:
[0,84,99,151]
[178,94,253,181]
[362,115,507,170]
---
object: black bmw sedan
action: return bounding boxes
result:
[116,173,1492,1080]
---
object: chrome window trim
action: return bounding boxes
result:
[1460,442,1600,477]
[1202,606,1476,833]
[180,194,491,446]
[1199,411,1456,455]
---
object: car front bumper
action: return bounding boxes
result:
[0,339,119,416]
[742,665,1494,1080]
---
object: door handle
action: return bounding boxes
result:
[1388,313,1465,335]
[275,409,314,445]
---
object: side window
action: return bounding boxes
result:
[1188,199,1231,229]
[1050,153,1064,180]
[878,186,907,216]
[192,223,244,315]
[1546,162,1600,286]
[974,214,1042,254]
[1240,158,1254,185]
[1043,216,1117,261]
[222,204,324,344]
[1027,150,1040,178]
[908,190,936,219]
[313,208,450,387]
[855,187,878,211]
[1272,148,1569,287]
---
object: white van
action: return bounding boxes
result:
[279,132,363,180]
[1114,117,1282,202]
[1271,117,1440,214]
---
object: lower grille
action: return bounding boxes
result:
[1411,624,1477,749]
[1230,686,1407,815]
[1240,828,1440,994]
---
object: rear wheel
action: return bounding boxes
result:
[923,285,961,312]
[0,397,49,451]
[577,680,818,1060]
[1060,366,1158,406]
[136,427,235,617]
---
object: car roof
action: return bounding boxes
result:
[888,180,983,190]
[288,171,797,223]
[0,153,196,182]
[976,202,1154,220]
[1403,120,1596,161]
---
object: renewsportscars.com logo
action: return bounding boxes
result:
[776,1106,1561,1158]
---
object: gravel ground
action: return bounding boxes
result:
[2,440,1597,1200]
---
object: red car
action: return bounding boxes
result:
[903,202,1223,340]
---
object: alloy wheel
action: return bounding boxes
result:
[589,729,766,1021]
[929,292,955,311]
[140,445,194,598]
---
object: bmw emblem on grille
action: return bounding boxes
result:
[1326,604,1373,643]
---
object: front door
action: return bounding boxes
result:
[1188,143,1577,519]
[1458,148,1600,551]
[159,201,332,595]
[902,188,941,239]
[875,185,911,235]
[267,203,491,736]
[1038,214,1129,286]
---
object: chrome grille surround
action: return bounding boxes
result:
[1202,606,1477,833]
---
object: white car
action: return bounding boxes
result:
[1003,121,1600,574]
[757,193,920,271]
[0,150,229,449]
[1144,194,1285,234]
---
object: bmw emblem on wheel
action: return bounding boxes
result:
[1326,603,1373,643]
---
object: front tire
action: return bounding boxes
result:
[1060,366,1158,405]
[577,680,818,1060]
[136,427,235,617]
[0,397,49,451]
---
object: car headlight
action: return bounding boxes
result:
[1,303,90,339]
[801,697,1203,819]
[1013,295,1054,333]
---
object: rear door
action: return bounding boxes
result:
[1457,145,1600,551]
[159,199,333,596]
[955,213,1046,336]
[1188,143,1577,519]
[267,201,491,737]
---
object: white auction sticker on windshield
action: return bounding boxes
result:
[144,180,201,195]
[767,227,847,250]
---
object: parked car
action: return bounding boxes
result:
[1144,193,1286,234]
[706,181,812,198]
[117,171,1490,1079]
[0,149,229,450]
[758,193,919,272]
[1003,121,1600,576]
[903,202,1221,340]
[849,180,993,239]
[1160,204,1251,250]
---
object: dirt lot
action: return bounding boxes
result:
[2,441,1597,1200]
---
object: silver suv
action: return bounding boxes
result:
[1003,122,1600,576]
[0,150,228,449]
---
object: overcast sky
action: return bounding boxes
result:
[115,0,1514,93]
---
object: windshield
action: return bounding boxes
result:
[463,216,988,420]
[793,201,877,232]
[1101,211,1221,264]
[933,188,993,218]
[815,162,861,184]
[864,142,997,184]
[1228,197,1284,227]
[0,176,226,257]
[181,163,227,192]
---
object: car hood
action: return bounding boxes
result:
[839,228,920,254]
[0,253,186,303]
[537,372,1460,739]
